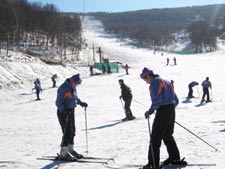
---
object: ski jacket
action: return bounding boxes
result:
[56,79,80,113]
[189,81,198,88]
[201,80,211,89]
[149,76,179,111]
[120,84,132,101]
[33,79,42,91]
[52,74,57,80]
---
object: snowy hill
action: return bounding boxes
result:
[0,15,225,169]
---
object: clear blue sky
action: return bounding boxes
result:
[27,0,225,13]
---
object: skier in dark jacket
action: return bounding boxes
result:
[187,81,199,98]
[51,74,58,87]
[56,74,88,161]
[32,78,42,100]
[118,79,135,121]
[140,67,186,169]
[201,77,212,103]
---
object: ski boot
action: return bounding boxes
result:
[59,146,77,161]
[68,144,83,159]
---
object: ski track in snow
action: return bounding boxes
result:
[0,15,225,168]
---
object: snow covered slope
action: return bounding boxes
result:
[0,15,225,169]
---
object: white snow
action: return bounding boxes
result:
[0,15,225,169]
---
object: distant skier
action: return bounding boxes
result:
[118,79,135,121]
[166,57,170,65]
[90,65,94,76]
[187,81,199,98]
[56,74,88,161]
[32,78,42,100]
[140,67,186,169]
[107,64,112,74]
[173,57,177,65]
[125,64,129,75]
[51,74,58,88]
[201,77,212,103]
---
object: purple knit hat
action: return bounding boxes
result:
[140,67,153,79]
[70,74,81,83]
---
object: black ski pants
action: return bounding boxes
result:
[202,87,210,101]
[148,104,180,168]
[57,108,76,146]
[36,89,40,100]
[124,99,132,116]
[188,85,193,98]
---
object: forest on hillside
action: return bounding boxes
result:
[93,5,225,53]
[0,0,81,59]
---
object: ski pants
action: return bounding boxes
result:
[36,89,40,100]
[202,88,210,101]
[124,99,132,116]
[148,104,180,168]
[57,108,76,146]
[188,85,193,98]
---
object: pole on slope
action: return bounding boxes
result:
[84,107,88,153]
[175,121,219,152]
[147,118,156,169]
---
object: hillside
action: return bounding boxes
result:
[0,15,225,169]
[93,4,225,52]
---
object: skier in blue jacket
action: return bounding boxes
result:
[32,78,42,100]
[56,74,88,161]
[201,77,212,103]
[140,67,186,169]
[187,81,199,98]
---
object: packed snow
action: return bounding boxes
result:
[0,15,225,169]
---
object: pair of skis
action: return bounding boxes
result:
[38,155,216,168]
[37,155,115,164]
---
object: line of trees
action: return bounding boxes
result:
[0,0,81,57]
[94,4,225,52]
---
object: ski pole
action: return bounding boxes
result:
[133,99,147,107]
[175,121,220,152]
[120,98,126,113]
[84,107,88,153]
[147,118,156,169]
[210,88,213,101]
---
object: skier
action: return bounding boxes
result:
[56,74,88,161]
[187,81,199,98]
[201,77,212,103]
[125,64,129,75]
[107,64,112,74]
[140,67,186,169]
[32,78,42,100]
[166,58,170,65]
[173,57,177,65]
[118,79,135,121]
[90,65,94,76]
[51,74,58,88]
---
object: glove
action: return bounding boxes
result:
[144,108,154,119]
[80,102,88,108]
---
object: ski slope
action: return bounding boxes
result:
[0,15,225,169]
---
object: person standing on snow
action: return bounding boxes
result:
[173,57,177,65]
[32,78,42,100]
[118,79,135,121]
[51,74,58,88]
[201,77,212,103]
[125,64,129,75]
[140,67,186,169]
[56,74,88,161]
[166,58,170,65]
[187,81,199,98]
